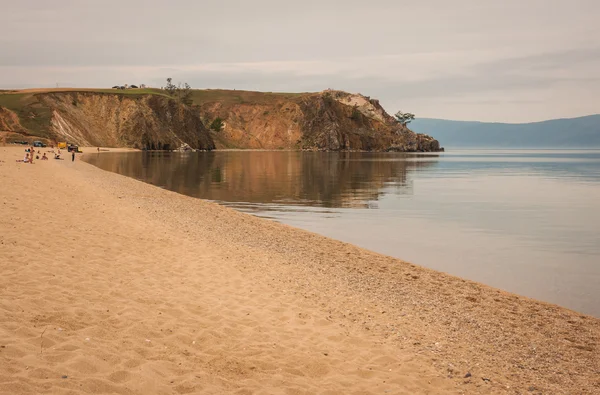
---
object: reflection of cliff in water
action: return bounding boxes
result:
[85,151,439,208]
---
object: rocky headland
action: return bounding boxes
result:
[0,88,442,152]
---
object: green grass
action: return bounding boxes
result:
[38,88,172,99]
[0,93,54,138]
[0,88,309,109]
[77,88,170,97]
[0,93,35,109]
[188,89,308,106]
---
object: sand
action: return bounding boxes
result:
[0,146,598,395]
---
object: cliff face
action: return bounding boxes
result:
[0,107,26,133]
[299,90,441,151]
[38,93,215,150]
[1,89,441,152]
[199,90,442,152]
[0,106,55,145]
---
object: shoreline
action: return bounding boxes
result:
[2,144,445,155]
[77,147,444,154]
[1,146,598,394]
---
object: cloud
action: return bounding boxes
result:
[1,0,599,121]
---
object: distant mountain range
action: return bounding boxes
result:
[410,114,600,148]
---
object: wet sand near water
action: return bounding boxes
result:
[0,146,598,394]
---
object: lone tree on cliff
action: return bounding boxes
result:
[395,111,415,126]
[209,117,224,132]
[165,78,193,106]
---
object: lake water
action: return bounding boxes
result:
[84,150,600,317]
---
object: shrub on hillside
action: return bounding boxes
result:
[209,118,224,132]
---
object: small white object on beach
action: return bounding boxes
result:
[145,339,151,343]
[85,337,90,341]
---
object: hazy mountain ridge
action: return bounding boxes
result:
[410,114,600,148]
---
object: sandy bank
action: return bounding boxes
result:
[0,146,598,394]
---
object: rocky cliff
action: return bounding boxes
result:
[0,106,26,133]
[0,89,442,152]
[39,93,215,150]
[0,92,215,150]
[199,89,442,151]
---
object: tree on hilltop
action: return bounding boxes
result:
[395,110,415,126]
[165,78,193,106]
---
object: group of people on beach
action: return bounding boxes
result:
[17,146,75,163]
[17,147,43,163]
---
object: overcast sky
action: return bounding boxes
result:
[1,0,598,122]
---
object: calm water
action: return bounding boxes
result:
[84,150,600,316]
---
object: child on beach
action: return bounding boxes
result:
[16,153,31,163]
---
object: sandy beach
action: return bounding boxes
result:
[0,146,598,395]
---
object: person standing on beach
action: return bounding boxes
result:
[72,151,75,162]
